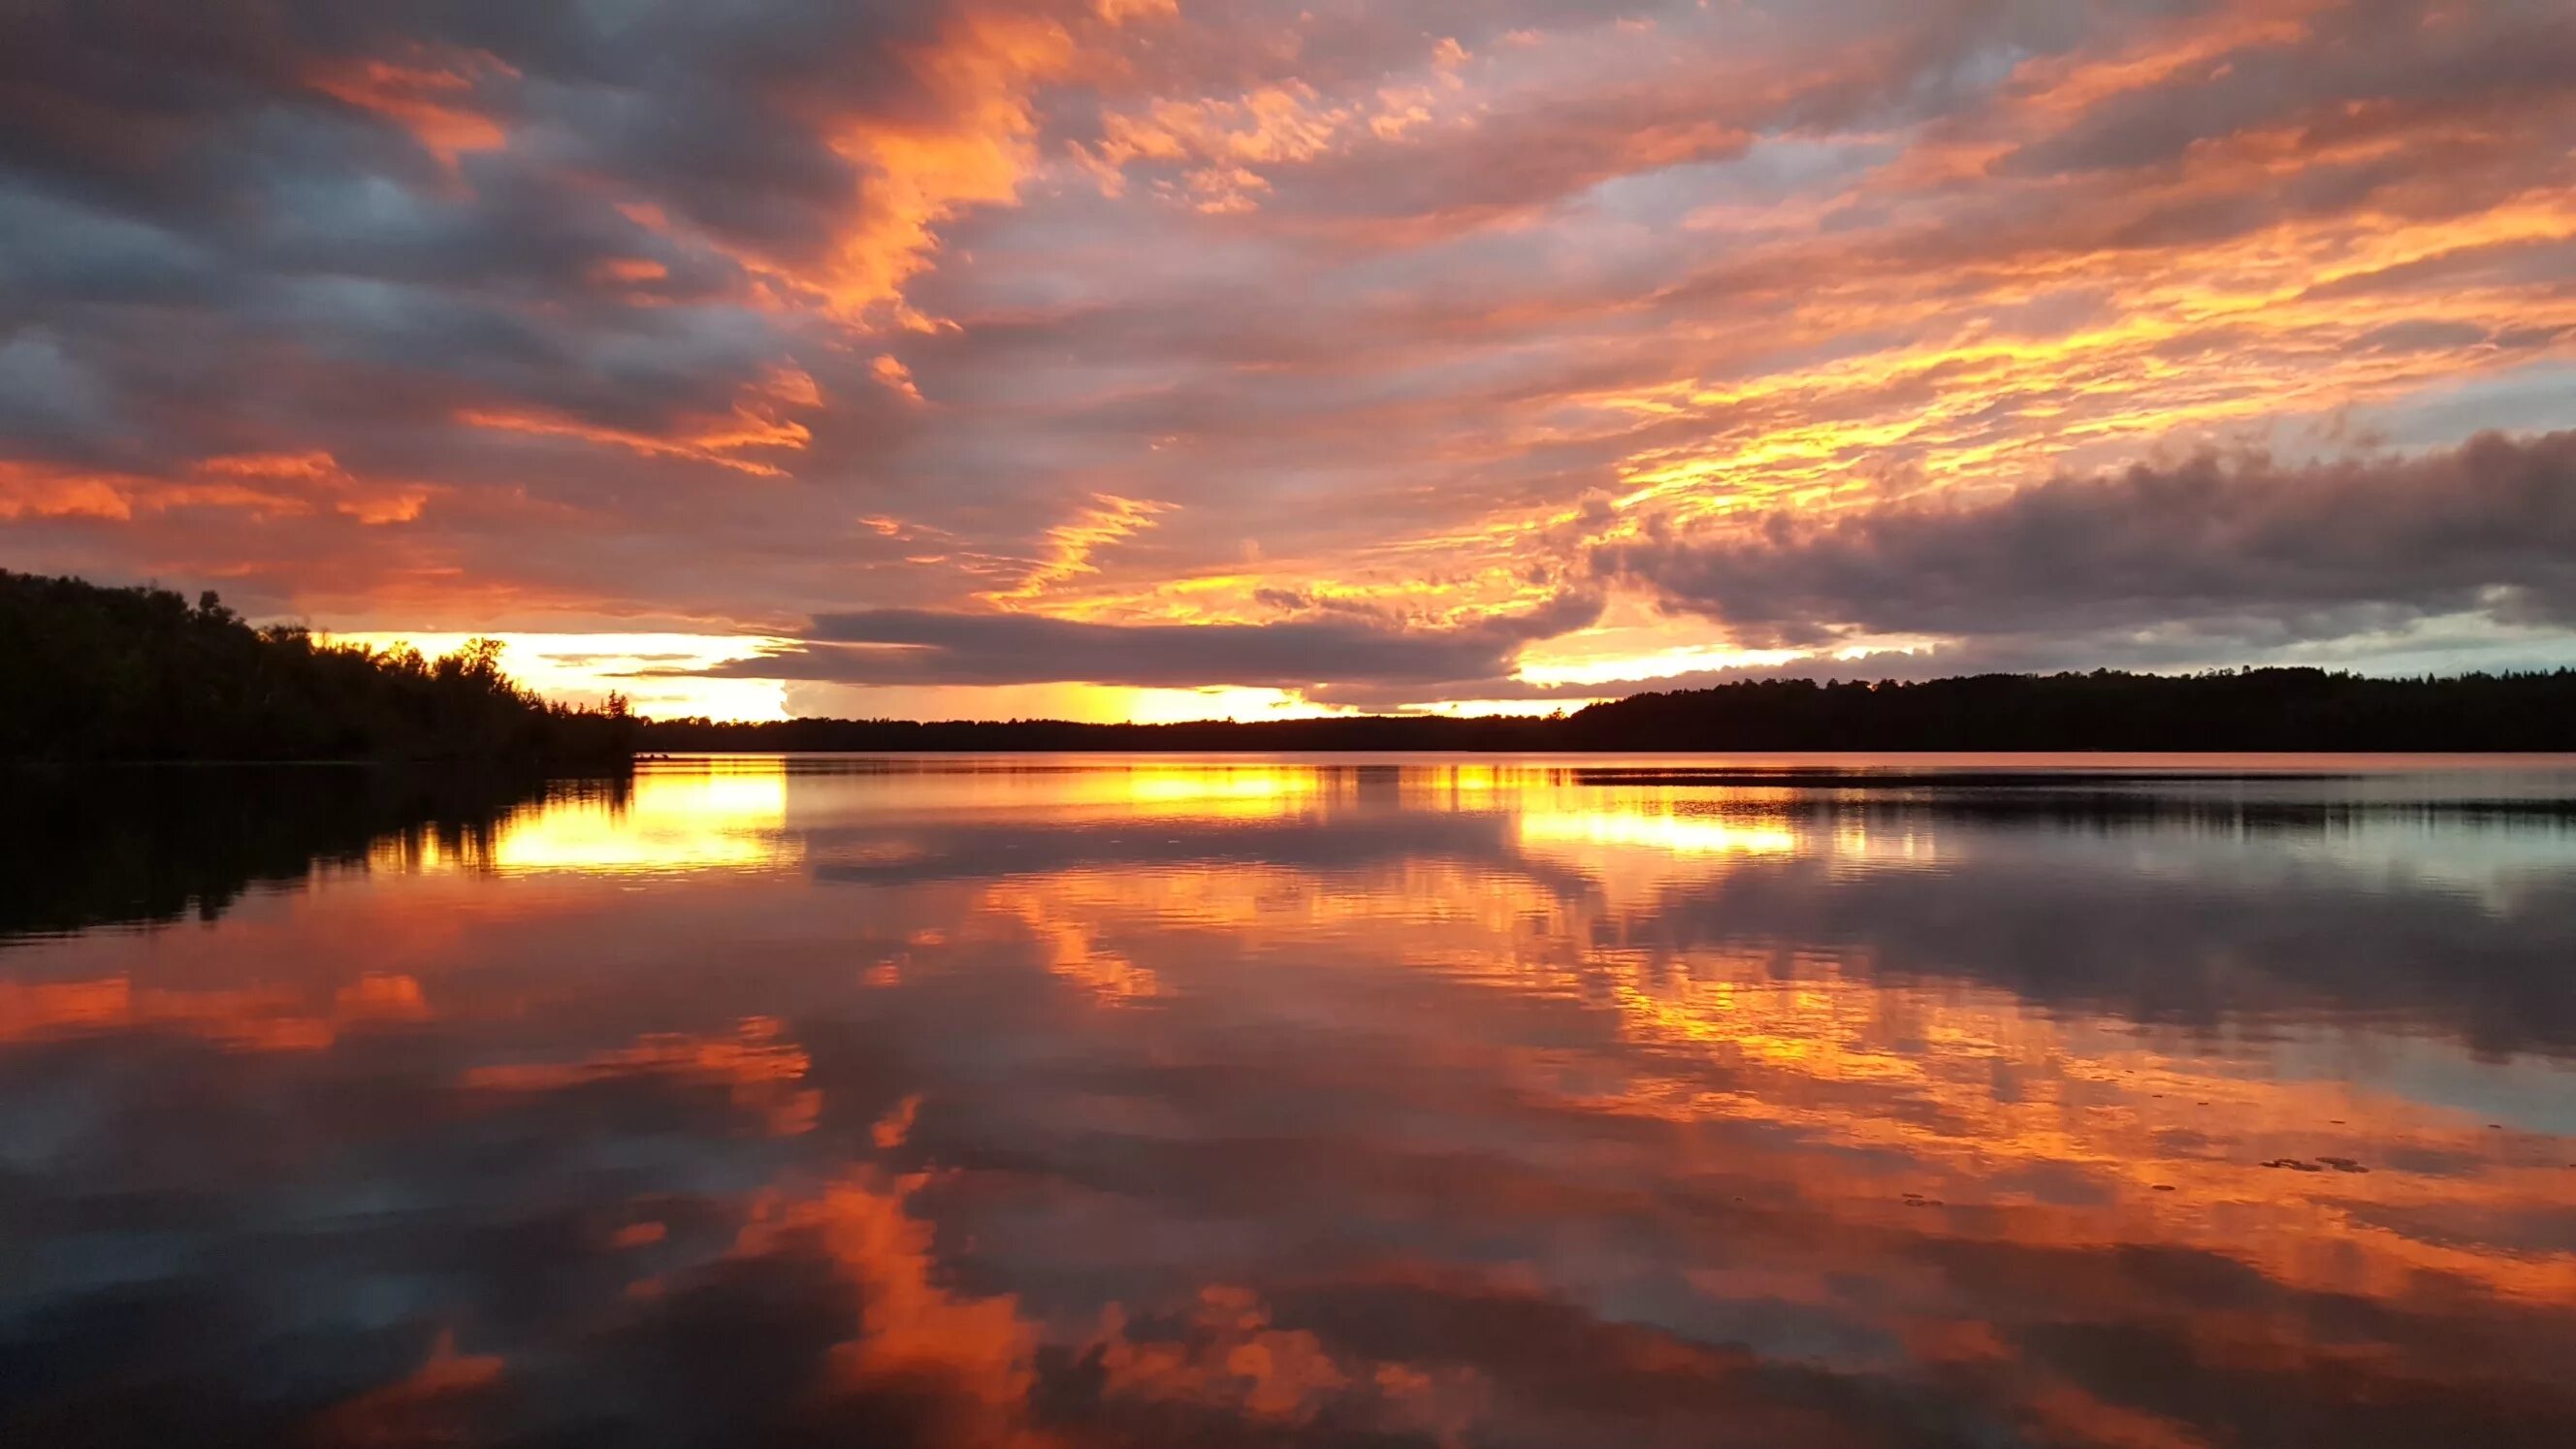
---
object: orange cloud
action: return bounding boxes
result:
[1,453,434,527]
[740,1172,1051,1445]
[0,973,435,1054]
[586,256,671,288]
[871,353,925,402]
[461,367,822,477]
[463,1016,820,1135]
[197,451,435,523]
[307,48,517,171]
[667,2,1176,327]
[0,461,137,521]
[1094,1287,1351,1423]
[308,1330,505,1447]
[980,493,1172,606]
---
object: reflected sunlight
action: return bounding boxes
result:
[1517,806,1800,858]
[373,761,794,875]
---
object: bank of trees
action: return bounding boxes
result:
[0,569,632,761]
[1558,668,2576,752]
[643,667,2576,754]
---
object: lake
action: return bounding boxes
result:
[5,755,2575,1446]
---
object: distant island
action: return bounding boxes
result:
[642,667,2576,755]
[1,569,633,763]
[10,569,2574,758]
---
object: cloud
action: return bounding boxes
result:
[0,0,1179,627]
[4,0,2575,705]
[1599,430,2576,654]
[693,593,1602,691]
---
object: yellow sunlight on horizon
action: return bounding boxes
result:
[319,631,1603,724]
[324,631,796,721]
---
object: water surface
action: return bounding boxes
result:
[7,755,2576,1446]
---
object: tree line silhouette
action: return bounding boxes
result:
[11,568,2573,757]
[1,569,634,761]
[643,667,2576,754]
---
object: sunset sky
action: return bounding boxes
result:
[4,0,2573,721]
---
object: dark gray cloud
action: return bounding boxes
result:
[692,592,1604,690]
[1600,430,2576,651]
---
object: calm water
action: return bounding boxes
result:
[6,756,2576,1447]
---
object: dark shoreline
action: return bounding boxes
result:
[634,664,2576,756]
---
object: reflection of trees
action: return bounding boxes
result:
[0,765,628,939]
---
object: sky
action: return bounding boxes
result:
[3,0,2573,722]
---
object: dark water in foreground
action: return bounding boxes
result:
[5,755,2576,1447]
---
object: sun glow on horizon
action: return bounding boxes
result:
[323,632,797,722]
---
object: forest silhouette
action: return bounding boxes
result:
[1,570,634,762]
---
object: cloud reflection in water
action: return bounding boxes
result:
[3,757,2574,1446]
